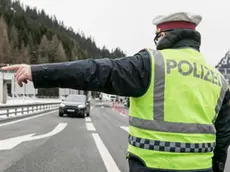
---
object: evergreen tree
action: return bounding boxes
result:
[0,0,126,96]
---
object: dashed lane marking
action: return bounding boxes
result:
[85,117,92,122]
[86,122,96,131]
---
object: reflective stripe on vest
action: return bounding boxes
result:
[127,48,228,170]
[129,116,216,134]
[128,135,215,153]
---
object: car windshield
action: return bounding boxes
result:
[66,95,86,102]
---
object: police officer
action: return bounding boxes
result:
[2,12,230,172]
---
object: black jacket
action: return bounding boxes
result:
[31,29,230,172]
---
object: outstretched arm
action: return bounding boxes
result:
[2,49,151,97]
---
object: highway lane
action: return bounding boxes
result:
[0,102,229,172]
[0,104,130,172]
[0,110,106,172]
[91,106,129,172]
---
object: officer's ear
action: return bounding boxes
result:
[154,32,166,45]
[158,32,166,42]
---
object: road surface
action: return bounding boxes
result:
[0,102,229,172]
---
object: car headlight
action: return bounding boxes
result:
[78,105,85,108]
[60,103,65,107]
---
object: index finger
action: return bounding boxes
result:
[1,65,22,71]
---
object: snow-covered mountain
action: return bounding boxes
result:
[216,50,230,83]
[216,50,230,68]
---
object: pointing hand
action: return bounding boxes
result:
[1,64,32,87]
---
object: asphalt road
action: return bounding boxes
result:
[0,102,229,172]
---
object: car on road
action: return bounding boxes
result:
[110,95,116,102]
[59,94,90,117]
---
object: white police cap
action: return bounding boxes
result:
[152,12,202,32]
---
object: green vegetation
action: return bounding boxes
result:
[0,0,126,96]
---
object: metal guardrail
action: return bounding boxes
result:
[0,102,60,117]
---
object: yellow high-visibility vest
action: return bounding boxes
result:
[127,48,228,171]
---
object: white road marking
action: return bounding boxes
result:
[90,106,95,110]
[0,134,35,150]
[92,133,121,172]
[120,126,129,132]
[85,117,92,122]
[0,110,58,128]
[86,123,96,131]
[27,123,67,141]
[111,107,128,118]
[0,123,67,150]
[119,113,128,118]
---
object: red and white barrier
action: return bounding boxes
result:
[112,102,127,116]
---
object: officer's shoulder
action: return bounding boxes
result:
[134,48,153,59]
[112,49,151,61]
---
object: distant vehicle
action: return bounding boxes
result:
[110,95,116,102]
[59,94,90,117]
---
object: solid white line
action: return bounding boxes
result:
[92,133,121,172]
[86,123,96,131]
[0,110,58,127]
[85,117,92,122]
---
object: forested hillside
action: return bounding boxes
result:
[0,0,126,96]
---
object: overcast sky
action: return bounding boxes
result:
[19,0,230,66]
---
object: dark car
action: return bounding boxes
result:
[59,94,90,117]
